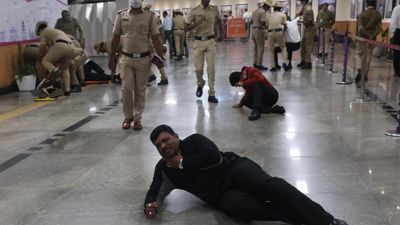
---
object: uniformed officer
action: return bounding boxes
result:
[354,0,382,85]
[173,11,186,60]
[316,3,335,57]
[108,0,164,131]
[68,34,86,92]
[185,0,224,103]
[251,1,269,71]
[35,21,82,96]
[266,1,289,71]
[23,42,44,81]
[55,10,84,45]
[297,0,316,69]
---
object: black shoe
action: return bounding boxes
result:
[157,78,169,85]
[71,85,82,93]
[297,61,305,67]
[196,86,203,97]
[253,64,257,67]
[282,63,290,71]
[64,91,71,96]
[208,96,219,103]
[276,64,281,70]
[148,74,157,83]
[248,110,261,121]
[270,67,280,72]
[255,65,268,71]
[288,63,292,69]
[330,219,349,225]
[271,105,286,114]
[300,63,312,69]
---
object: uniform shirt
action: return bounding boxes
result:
[390,4,400,37]
[39,28,71,47]
[302,5,315,27]
[286,17,301,43]
[144,134,241,206]
[163,15,172,31]
[55,17,82,38]
[241,66,274,96]
[251,7,267,27]
[266,11,287,30]
[358,6,382,39]
[112,8,159,54]
[316,10,335,29]
[186,4,220,36]
[173,15,185,30]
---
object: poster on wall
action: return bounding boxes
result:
[0,0,68,43]
[235,4,248,17]
[220,5,232,19]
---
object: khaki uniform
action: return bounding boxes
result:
[355,7,382,75]
[173,15,186,56]
[68,35,87,85]
[316,10,335,53]
[113,8,159,122]
[149,17,167,81]
[39,28,82,92]
[23,42,42,80]
[266,11,287,67]
[251,7,267,66]
[55,17,83,39]
[186,4,220,96]
[300,5,316,64]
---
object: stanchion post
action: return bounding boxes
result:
[316,28,320,57]
[328,30,336,73]
[322,28,326,65]
[385,93,400,137]
[337,32,352,85]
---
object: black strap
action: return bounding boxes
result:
[56,39,71,44]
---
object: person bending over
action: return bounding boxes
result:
[229,66,286,121]
[144,124,349,225]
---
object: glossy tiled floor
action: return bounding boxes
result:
[0,41,399,225]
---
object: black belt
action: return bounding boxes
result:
[252,26,263,30]
[26,44,39,48]
[121,51,151,58]
[56,39,72,44]
[194,35,215,41]
[268,28,283,32]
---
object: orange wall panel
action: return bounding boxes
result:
[0,45,18,88]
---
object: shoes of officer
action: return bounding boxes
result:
[253,64,268,71]
[196,86,203,97]
[64,91,71,96]
[318,52,328,57]
[330,219,349,225]
[71,85,82,93]
[157,78,168,86]
[297,61,305,67]
[282,63,291,71]
[248,109,261,121]
[208,96,218,103]
[270,66,281,72]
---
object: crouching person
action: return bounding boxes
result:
[229,66,285,121]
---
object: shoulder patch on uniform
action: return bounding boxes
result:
[117,8,128,14]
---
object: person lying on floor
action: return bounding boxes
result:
[144,124,349,225]
[229,66,286,121]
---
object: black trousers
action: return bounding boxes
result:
[83,60,111,81]
[392,29,400,75]
[241,83,278,113]
[217,158,334,225]
[274,42,301,65]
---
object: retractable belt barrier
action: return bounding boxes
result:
[332,31,400,137]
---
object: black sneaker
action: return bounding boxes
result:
[148,74,157,83]
[255,65,268,71]
[282,63,290,71]
[297,61,305,67]
[208,96,218,103]
[248,110,261,121]
[270,67,280,72]
[300,63,312,69]
[330,219,349,225]
[64,91,71,96]
[71,85,82,93]
[157,78,169,85]
[196,86,203,97]
[271,105,286,114]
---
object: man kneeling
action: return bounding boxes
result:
[144,125,348,225]
[230,66,285,121]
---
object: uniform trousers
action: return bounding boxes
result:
[173,30,185,56]
[274,42,301,66]
[164,30,175,56]
[319,27,331,54]
[301,26,316,63]
[241,83,278,113]
[268,31,287,67]
[193,39,216,96]
[216,158,334,225]
[120,55,151,122]
[355,41,373,76]
[252,29,265,66]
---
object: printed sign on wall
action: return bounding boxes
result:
[0,0,68,43]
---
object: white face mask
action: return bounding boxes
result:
[129,0,142,9]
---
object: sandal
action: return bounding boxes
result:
[122,118,133,129]
[133,121,143,130]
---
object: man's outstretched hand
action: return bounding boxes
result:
[144,202,159,219]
